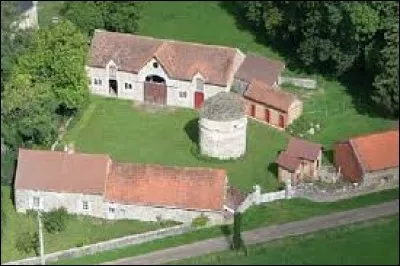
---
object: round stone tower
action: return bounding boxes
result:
[199,92,247,160]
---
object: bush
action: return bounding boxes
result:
[191,213,209,228]
[287,116,322,139]
[15,231,38,254]
[42,207,69,234]
[277,182,286,191]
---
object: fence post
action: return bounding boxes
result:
[253,185,261,205]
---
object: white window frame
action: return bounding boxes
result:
[82,200,89,211]
[179,91,187,98]
[33,197,40,208]
[125,83,133,90]
[109,207,115,213]
[196,78,204,92]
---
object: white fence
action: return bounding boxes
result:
[278,76,317,89]
[3,224,192,265]
[237,185,293,213]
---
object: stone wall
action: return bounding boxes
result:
[105,201,225,225]
[199,117,247,160]
[3,224,192,265]
[363,167,399,186]
[15,189,105,218]
[278,76,317,89]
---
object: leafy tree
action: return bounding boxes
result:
[15,231,38,254]
[232,212,247,255]
[61,1,141,37]
[42,207,69,234]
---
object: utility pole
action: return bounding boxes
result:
[37,211,45,265]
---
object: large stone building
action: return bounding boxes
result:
[14,149,243,224]
[334,129,399,186]
[199,92,247,160]
[16,1,39,30]
[87,30,245,109]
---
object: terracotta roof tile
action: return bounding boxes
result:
[286,138,322,161]
[244,79,298,112]
[225,186,245,210]
[275,151,302,172]
[14,149,111,195]
[105,162,227,211]
[350,129,399,172]
[88,30,238,87]
[235,53,285,86]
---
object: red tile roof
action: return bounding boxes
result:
[244,79,298,112]
[275,151,302,173]
[225,186,245,210]
[15,149,111,195]
[235,53,285,86]
[105,162,227,211]
[286,138,322,161]
[350,129,399,172]
[88,30,238,87]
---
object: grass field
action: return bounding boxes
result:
[171,215,399,265]
[0,186,178,263]
[54,188,399,265]
[64,96,287,192]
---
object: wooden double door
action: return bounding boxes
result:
[144,82,167,105]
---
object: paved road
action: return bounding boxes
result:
[103,200,399,265]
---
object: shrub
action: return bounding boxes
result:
[42,207,69,234]
[15,231,38,254]
[191,213,209,228]
[277,182,286,191]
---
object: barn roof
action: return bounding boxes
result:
[349,129,399,172]
[244,79,298,112]
[105,162,227,211]
[235,53,285,86]
[200,92,246,121]
[286,138,322,161]
[88,30,239,87]
[15,149,111,195]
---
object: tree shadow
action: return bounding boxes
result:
[184,118,199,144]
[220,224,233,248]
[323,149,334,165]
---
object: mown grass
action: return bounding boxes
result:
[171,215,399,265]
[54,188,399,265]
[64,96,286,193]
[0,186,178,263]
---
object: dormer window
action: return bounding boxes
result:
[196,78,204,91]
[153,62,159,68]
[109,65,117,78]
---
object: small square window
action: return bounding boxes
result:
[33,197,40,207]
[179,91,187,98]
[82,201,89,210]
[129,84,132,89]
[153,62,159,68]
[109,207,115,213]
[94,78,98,85]
[99,79,102,86]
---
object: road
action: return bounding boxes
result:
[103,199,399,265]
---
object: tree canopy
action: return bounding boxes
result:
[235,1,399,116]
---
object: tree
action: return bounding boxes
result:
[232,212,247,255]
[42,207,69,234]
[61,1,141,37]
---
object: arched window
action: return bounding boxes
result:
[145,75,166,84]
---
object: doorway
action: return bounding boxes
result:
[194,91,204,109]
[109,79,118,96]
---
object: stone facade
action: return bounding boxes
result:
[199,117,247,160]
[86,50,245,109]
[15,189,226,225]
[363,167,399,186]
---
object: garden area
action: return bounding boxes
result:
[170,215,399,265]
[0,186,177,263]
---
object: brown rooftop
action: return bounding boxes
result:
[244,79,298,112]
[235,53,285,86]
[275,151,302,173]
[88,30,239,87]
[105,162,227,211]
[286,138,322,161]
[15,149,111,195]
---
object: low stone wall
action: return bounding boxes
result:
[278,76,317,89]
[3,224,192,265]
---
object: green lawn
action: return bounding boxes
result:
[54,188,399,265]
[171,215,399,265]
[64,96,286,193]
[0,186,178,263]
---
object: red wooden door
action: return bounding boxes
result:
[278,114,285,128]
[251,104,256,117]
[144,82,167,105]
[264,108,270,123]
[194,92,204,109]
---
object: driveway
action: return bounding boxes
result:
[103,199,399,265]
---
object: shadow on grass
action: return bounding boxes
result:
[184,118,199,144]
[220,224,232,248]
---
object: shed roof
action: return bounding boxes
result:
[286,138,322,161]
[350,129,399,172]
[104,162,227,211]
[244,79,298,112]
[275,151,302,173]
[15,149,111,195]
[200,92,246,121]
[235,53,285,86]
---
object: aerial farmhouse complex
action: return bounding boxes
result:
[86,30,302,129]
